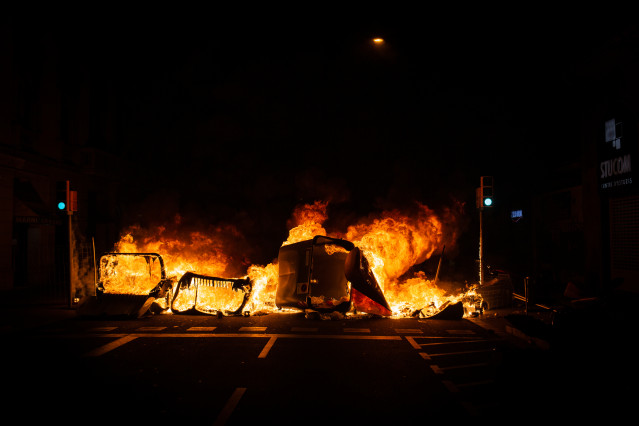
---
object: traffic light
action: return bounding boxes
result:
[56,180,69,212]
[480,176,493,208]
[56,180,77,213]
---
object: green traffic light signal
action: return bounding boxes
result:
[477,176,494,208]
[56,180,69,212]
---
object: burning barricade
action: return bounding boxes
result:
[76,199,483,320]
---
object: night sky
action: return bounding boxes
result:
[10,9,636,266]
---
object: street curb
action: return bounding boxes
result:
[504,324,550,350]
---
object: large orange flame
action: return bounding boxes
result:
[102,199,478,317]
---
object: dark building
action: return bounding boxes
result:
[1,19,637,306]
[1,22,124,302]
[512,25,639,300]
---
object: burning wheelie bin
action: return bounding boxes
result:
[77,252,175,318]
[276,235,392,316]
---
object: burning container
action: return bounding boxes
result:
[276,235,392,316]
[277,236,353,312]
[171,272,252,316]
[77,252,175,318]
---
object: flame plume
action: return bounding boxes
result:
[106,199,476,317]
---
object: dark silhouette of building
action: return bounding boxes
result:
[1,21,124,302]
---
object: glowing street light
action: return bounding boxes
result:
[372,37,384,45]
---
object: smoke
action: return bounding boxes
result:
[113,213,254,279]
[294,167,352,205]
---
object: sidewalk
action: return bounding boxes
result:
[0,302,77,335]
[477,287,639,353]
[468,305,554,350]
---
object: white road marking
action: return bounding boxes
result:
[419,339,488,346]
[84,335,138,357]
[258,336,277,358]
[446,329,476,334]
[187,327,217,332]
[239,327,267,332]
[395,328,423,334]
[432,362,490,372]
[442,380,459,392]
[213,387,246,426]
[80,333,403,357]
[405,336,422,350]
[425,348,495,357]
[90,327,118,332]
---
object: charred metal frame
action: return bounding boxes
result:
[170,271,252,316]
[96,252,174,301]
[76,252,176,318]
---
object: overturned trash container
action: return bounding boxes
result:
[77,252,175,318]
[276,235,392,316]
[171,272,252,316]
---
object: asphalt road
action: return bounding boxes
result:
[2,309,630,423]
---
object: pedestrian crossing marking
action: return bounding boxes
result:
[187,327,217,332]
[395,328,423,334]
[239,327,267,332]
[90,327,118,332]
[258,336,277,358]
[442,380,459,392]
[84,335,138,357]
[446,329,476,335]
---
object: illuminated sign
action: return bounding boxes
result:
[599,118,635,192]
[511,209,522,222]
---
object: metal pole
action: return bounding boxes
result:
[92,237,97,294]
[524,276,529,315]
[479,207,483,286]
[434,245,445,286]
[68,210,74,308]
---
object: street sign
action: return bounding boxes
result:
[511,209,522,223]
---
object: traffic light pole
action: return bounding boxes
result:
[479,206,483,286]
[68,210,74,308]
[477,176,493,287]
[65,180,75,308]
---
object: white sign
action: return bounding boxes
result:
[600,118,633,191]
